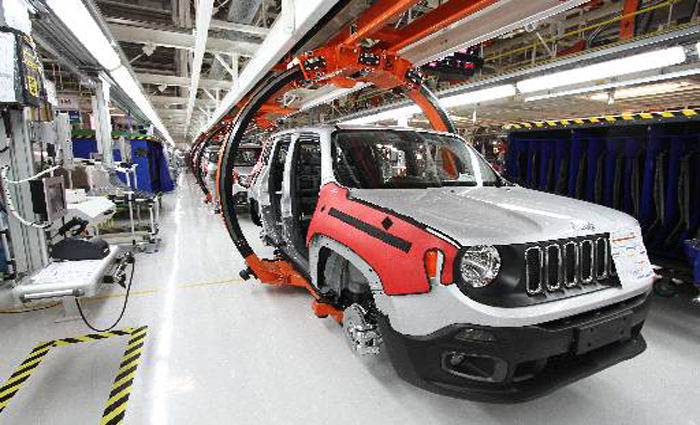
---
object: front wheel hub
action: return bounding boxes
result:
[343,304,382,357]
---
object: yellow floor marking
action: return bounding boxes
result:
[82,277,246,303]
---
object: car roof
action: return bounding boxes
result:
[268,124,455,138]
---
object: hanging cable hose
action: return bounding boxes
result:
[2,165,60,184]
[0,166,58,229]
[75,253,136,332]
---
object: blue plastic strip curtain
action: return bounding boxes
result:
[156,145,175,192]
[689,138,700,237]
[552,138,570,195]
[654,135,684,251]
[622,137,644,217]
[526,139,540,188]
[584,137,606,203]
[568,134,586,198]
[639,128,666,231]
[683,240,700,285]
[505,123,699,275]
[539,139,557,192]
[505,136,529,185]
[603,137,624,208]
[504,135,518,182]
[131,139,153,192]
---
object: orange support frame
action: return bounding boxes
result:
[217,0,477,324]
[332,0,421,47]
[621,0,640,40]
[387,0,498,53]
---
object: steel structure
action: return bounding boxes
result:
[213,0,518,319]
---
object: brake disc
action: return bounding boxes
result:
[343,303,383,357]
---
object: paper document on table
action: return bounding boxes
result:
[610,228,653,282]
[31,260,103,285]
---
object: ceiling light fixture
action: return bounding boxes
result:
[588,81,691,101]
[46,0,174,145]
[342,105,421,125]
[341,84,516,125]
[440,84,517,108]
[517,46,687,94]
[524,67,700,102]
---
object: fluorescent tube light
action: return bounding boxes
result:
[342,105,421,125]
[588,81,691,101]
[46,0,174,145]
[524,67,700,102]
[517,46,687,94]
[341,84,516,125]
[440,84,516,108]
[46,0,121,71]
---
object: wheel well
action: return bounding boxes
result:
[317,246,373,310]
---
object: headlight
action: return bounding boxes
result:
[460,246,501,288]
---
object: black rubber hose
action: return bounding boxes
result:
[417,84,456,134]
[218,66,306,259]
[75,255,136,333]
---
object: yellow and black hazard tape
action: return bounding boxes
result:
[0,326,148,424]
[0,340,55,414]
[100,327,148,425]
[504,107,700,130]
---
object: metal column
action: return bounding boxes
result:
[0,109,48,277]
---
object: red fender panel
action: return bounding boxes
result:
[307,183,459,295]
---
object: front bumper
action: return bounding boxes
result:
[378,292,651,403]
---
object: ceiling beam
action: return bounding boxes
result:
[198,0,343,138]
[185,0,215,134]
[136,73,232,90]
[151,95,218,107]
[214,53,238,80]
[108,22,258,56]
[210,19,269,37]
[400,0,590,65]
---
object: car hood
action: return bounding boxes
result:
[350,186,638,246]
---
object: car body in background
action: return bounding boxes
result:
[232,143,263,207]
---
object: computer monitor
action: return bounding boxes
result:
[30,176,67,222]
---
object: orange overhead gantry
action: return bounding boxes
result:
[215,0,494,320]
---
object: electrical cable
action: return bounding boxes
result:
[75,254,135,332]
[0,166,56,229]
[2,165,60,184]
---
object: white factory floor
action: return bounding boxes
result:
[1,173,699,425]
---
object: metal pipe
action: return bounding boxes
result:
[21,289,81,301]
[387,0,497,53]
[341,0,420,47]
[0,231,15,279]
[485,0,677,65]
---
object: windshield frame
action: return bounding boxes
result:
[329,129,508,190]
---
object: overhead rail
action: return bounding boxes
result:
[333,23,700,126]
[195,0,590,139]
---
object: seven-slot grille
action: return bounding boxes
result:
[524,235,616,296]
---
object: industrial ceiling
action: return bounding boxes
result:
[33,0,700,145]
